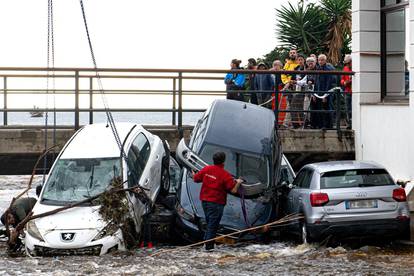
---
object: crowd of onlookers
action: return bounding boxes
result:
[224,48,353,129]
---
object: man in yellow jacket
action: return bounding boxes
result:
[281,48,299,128]
[282,48,299,85]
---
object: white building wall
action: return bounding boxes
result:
[353,0,414,183]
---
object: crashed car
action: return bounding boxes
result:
[174,99,295,241]
[25,123,170,255]
[285,161,410,243]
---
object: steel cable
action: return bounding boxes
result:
[78,0,150,205]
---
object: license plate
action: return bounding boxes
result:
[346,199,378,209]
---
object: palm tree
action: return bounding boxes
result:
[320,0,352,65]
[276,2,328,55]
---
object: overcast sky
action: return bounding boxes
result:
[0,0,298,69]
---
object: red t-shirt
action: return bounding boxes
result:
[341,64,352,94]
[193,164,236,205]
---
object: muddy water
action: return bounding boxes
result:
[1,176,414,275]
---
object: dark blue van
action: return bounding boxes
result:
[174,99,295,241]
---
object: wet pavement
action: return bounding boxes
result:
[1,176,414,275]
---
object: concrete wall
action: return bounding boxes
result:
[352,0,414,184]
[0,127,354,174]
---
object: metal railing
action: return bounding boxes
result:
[0,67,354,134]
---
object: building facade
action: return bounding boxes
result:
[353,0,414,184]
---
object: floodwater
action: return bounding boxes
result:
[1,176,414,276]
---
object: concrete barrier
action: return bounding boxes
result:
[0,127,354,174]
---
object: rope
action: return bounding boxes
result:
[151,213,303,257]
[238,185,251,228]
[259,95,275,107]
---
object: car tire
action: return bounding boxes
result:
[159,159,170,196]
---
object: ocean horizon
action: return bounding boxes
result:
[0,111,202,126]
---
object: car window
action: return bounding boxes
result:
[299,170,313,189]
[320,169,395,189]
[42,157,121,204]
[192,116,209,152]
[199,143,269,185]
[127,133,151,187]
[169,158,181,193]
[292,169,306,188]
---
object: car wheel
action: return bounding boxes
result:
[159,161,170,196]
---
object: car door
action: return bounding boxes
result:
[124,132,152,230]
[287,168,313,214]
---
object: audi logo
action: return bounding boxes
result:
[355,192,368,198]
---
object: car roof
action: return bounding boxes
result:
[202,99,275,155]
[305,160,386,174]
[60,122,141,159]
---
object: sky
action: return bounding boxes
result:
[0,0,298,69]
[0,0,299,110]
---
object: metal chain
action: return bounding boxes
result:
[78,0,149,202]
[78,0,126,161]
[43,0,54,184]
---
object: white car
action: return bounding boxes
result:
[25,123,170,255]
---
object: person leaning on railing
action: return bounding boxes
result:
[290,54,306,128]
[246,58,258,104]
[253,62,274,107]
[340,54,352,129]
[314,54,335,129]
[296,56,317,128]
[281,48,300,128]
[224,59,246,102]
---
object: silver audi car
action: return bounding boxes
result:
[285,161,410,243]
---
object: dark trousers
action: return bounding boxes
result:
[202,201,224,248]
[310,97,331,129]
[226,85,245,102]
[345,93,352,127]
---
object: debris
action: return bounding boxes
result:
[151,213,303,257]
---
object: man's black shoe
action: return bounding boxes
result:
[205,242,214,251]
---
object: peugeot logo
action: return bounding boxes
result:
[61,232,75,242]
[355,192,368,198]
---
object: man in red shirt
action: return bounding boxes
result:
[193,152,242,250]
[341,54,352,129]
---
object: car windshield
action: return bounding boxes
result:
[199,144,269,185]
[41,157,121,204]
[320,169,395,189]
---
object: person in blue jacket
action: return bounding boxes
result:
[224,59,246,102]
[253,62,274,106]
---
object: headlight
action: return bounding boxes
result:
[92,224,119,242]
[26,221,44,242]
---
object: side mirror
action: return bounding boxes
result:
[36,185,42,197]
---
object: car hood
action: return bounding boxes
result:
[183,176,273,230]
[32,203,105,231]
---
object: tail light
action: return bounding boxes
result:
[310,192,329,207]
[397,215,409,221]
[393,188,407,202]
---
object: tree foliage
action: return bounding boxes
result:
[268,0,351,65]
[276,2,328,55]
[321,0,352,65]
